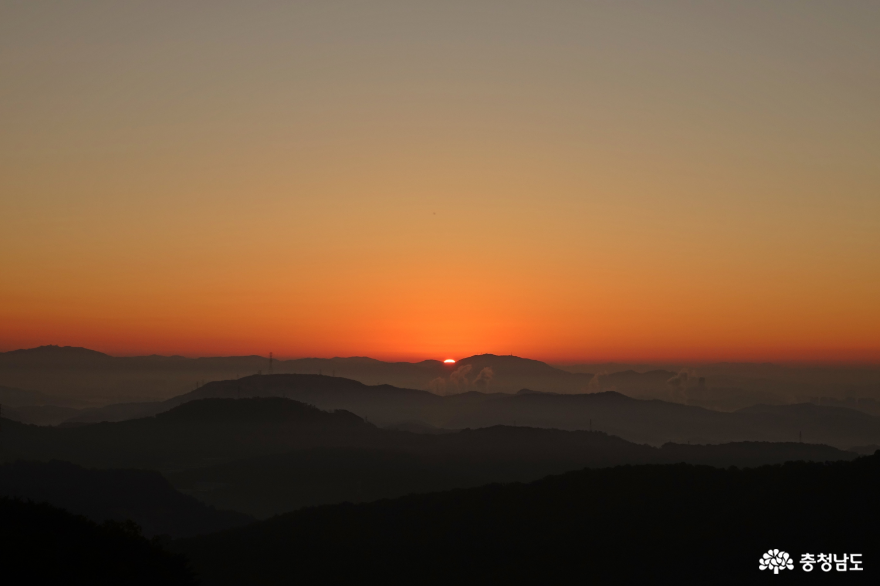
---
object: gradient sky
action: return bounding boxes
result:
[1,1,879,362]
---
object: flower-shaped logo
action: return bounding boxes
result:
[759,549,794,574]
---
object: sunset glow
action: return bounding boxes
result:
[0,3,878,364]
[444,359,456,364]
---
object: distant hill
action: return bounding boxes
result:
[0,345,113,364]
[1,398,389,469]
[0,347,596,402]
[0,384,71,408]
[61,374,448,425]
[164,374,445,424]
[0,384,90,425]
[3,404,82,426]
[1,497,196,585]
[177,453,880,585]
[444,354,593,393]
[18,372,880,448]
[166,376,880,448]
[167,431,856,518]
[0,460,251,538]
[0,384,87,409]
[439,390,880,447]
[5,345,878,416]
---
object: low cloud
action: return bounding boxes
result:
[429,364,474,396]
[587,371,609,392]
[450,365,473,390]
[666,370,691,390]
[666,369,698,403]
[473,367,494,389]
[428,377,447,395]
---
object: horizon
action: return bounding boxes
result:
[3,344,879,368]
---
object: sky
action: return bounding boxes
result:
[1,1,879,362]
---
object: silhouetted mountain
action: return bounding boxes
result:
[0,345,113,364]
[0,384,90,425]
[64,401,166,425]
[439,354,593,394]
[656,441,852,467]
[177,453,880,585]
[64,374,880,448]
[441,390,880,447]
[1,497,196,585]
[0,347,595,403]
[83,375,878,448]
[381,420,452,434]
[165,374,445,424]
[1,396,861,519]
[60,373,450,424]
[166,430,855,518]
[8,373,878,471]
[4,404,82,426]
[812,395,880,416]
[281,356,448,389]
[4,346,879,417]
[562,361,880,404]
[59,375,435,425]
[9,397,860,518]
[166,427,661,517]
[0,384,72,408]
[4,394,860,468]
[1,398,387,469]
[0,346,273,404]
[0,460,251,538]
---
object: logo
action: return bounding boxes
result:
[760,549,794,574]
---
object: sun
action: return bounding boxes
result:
[443,359,456,364]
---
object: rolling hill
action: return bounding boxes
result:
[1,396,860,518]
[79,374,880,448]
[176,453,880,585]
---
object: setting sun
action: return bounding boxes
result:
[444,359,456,364]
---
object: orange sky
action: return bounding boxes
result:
[1,2,879,363]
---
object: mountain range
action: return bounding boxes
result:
[0,396,861,518]
[46,373,880,449]
[5,346,879,414]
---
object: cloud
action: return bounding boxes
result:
[666,369,698,403]
[473,367,494,389]
[666,370,690,390]
[450,365,472,390]
[428,377,447,394]
[587,371,609,392]
[429,364,474,396]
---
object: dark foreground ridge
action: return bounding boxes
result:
[0,461,251,538]
[178,453,880,585]
[0,497,196,585]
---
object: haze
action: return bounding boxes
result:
[2,1,879,362]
